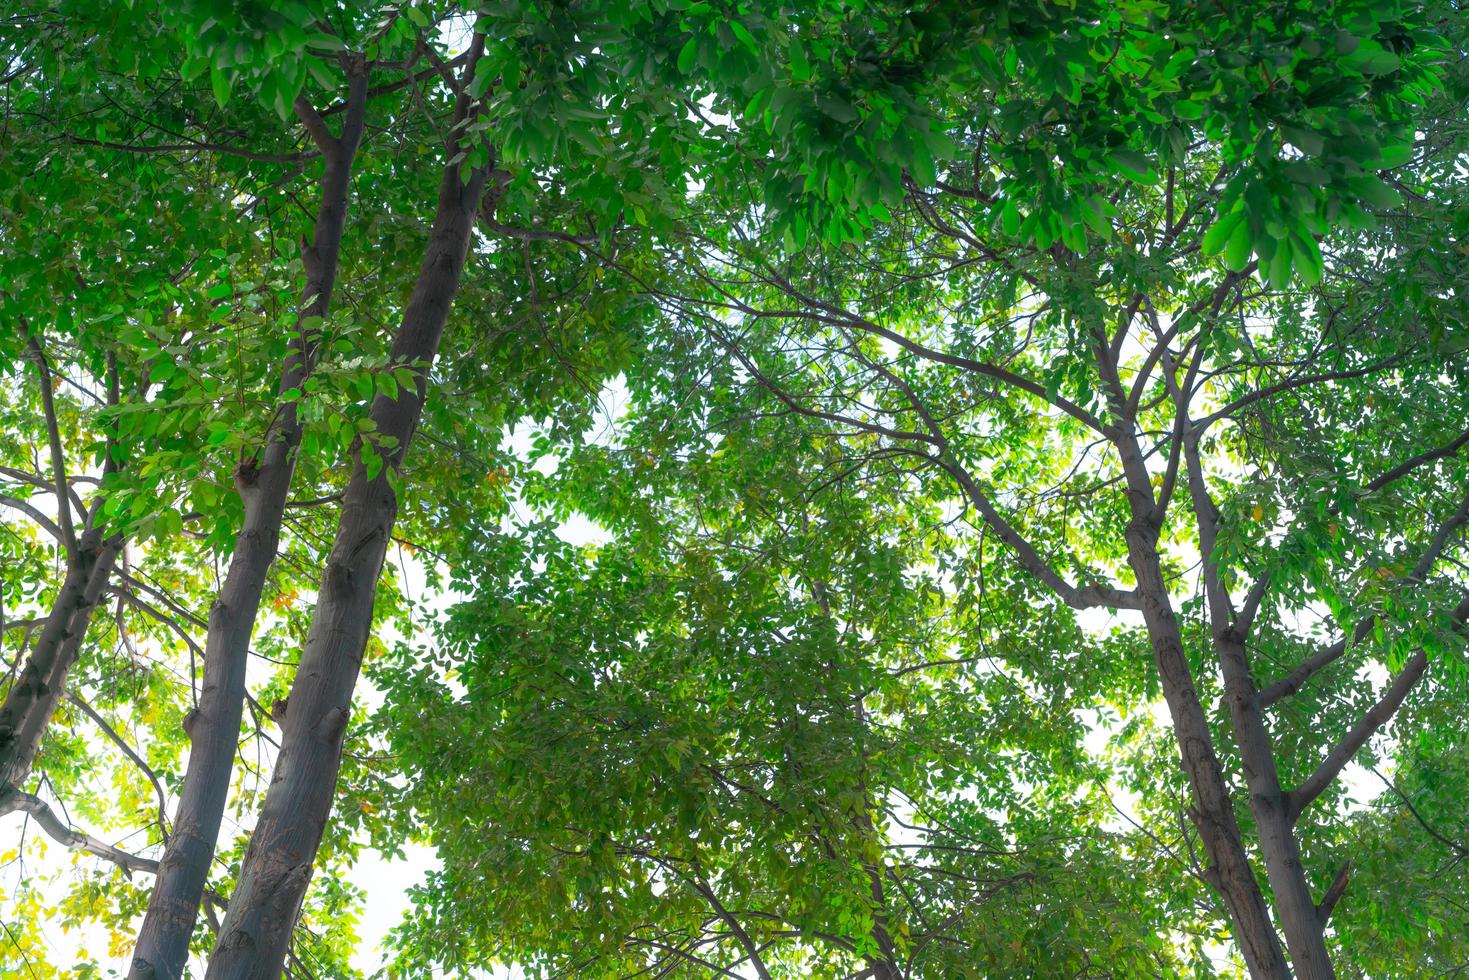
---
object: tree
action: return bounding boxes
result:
[0,0,1465,977]
[598,1,1465,974]
[380,393,1199,977]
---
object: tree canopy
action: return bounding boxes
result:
[0,1,1466,978]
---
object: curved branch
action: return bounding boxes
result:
[1288,587,1469,821]
[1287,648,1428,823]
[67,692,170,843]
[0,494,64,543]
[1194,356,1403,431]
[1363,425,1469,495]
[938,457,1140,611]
[1263,486,1469,705]
[0,787,159,875]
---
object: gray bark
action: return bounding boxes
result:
[127,72,369,980]
[1095,344,1292,979]
[1122,518,1292,979]
[0,525,123,793]
[204,50,490,979]
[1177,426,1335,980]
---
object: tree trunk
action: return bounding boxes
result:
[1095,346,1292,978]
[1122,523,1292,979]
[1218,635,1334,979]
[204,73,490,979]
[0,524,123,794]
[1179,422,1335,980]
[127,74,368,980]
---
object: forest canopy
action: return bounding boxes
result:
[0,1,1466,978]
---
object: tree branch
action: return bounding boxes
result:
[0,787,159,875]
[1194,355,1404,431]
[1369,764,1469,859]
[26,333,77,556]
[0,494,64,543]
[1262,486,1469,705]
[1288,649,1429,822]
[939,458,1140,611]
[1317,860,1350,924]
[1363,425,1469,495]
[747,267,1108,434]
[66,691,170,844]
[66,136,317,164]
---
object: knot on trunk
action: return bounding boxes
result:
[234,456,262,493]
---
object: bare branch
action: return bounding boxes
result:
[939,458,1140,611]
[0,494,64,543]
[0,787,159,875]
[749,267,1108,434]
[1260,627,1364,708]
[480,219,596,245]
[0,464,87,517]
[1290,589,1469,821]
[1263,487,1469,705]
[66,691,170,843]
[1368,765,1469,859]
[1288,650,1429,823]
[1317,861,1350,924]
[293,94,336,155]
[1363,425,1469,495]
[319,52,471,117]
[26,333,77,556]
[66,136,318,164]
[1193,356,1403,431]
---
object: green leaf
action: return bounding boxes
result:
[815,94,858,123]
[1201,212,1242,256]
[210,66,231,108]
[1266,238,1293,289]
[1110,149,1154,184]
[1223,219,1254,272]
[1292,232,1323,286]
[677,37,699,74]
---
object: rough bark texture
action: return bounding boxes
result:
[1219,633,1334,980]
[1122,521,1292,980]
[127,74,368,980]
[1177,427,1335,979]
[0,525,123,793]
[1104,408,1291,978]
[204,83,490,978]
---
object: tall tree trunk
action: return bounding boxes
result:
[127,72,369,980]
[1122,520,1291,979]
[1088,329,1292,979]
[1098,407,1291,978]
[205,51,490,979]
[0,524,122,797]
[1178,426,1336,980]
[1218,634,1334,979]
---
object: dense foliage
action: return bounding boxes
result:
[0,1,1465,978]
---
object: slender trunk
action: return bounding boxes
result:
[205,65,490,978]
[1093,330,1291,978]
[127,74,368,980]
[1177,419,1335,979]
[1218,634,1334,979]
[0,524,123,793]
[1122,520,1292,979]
